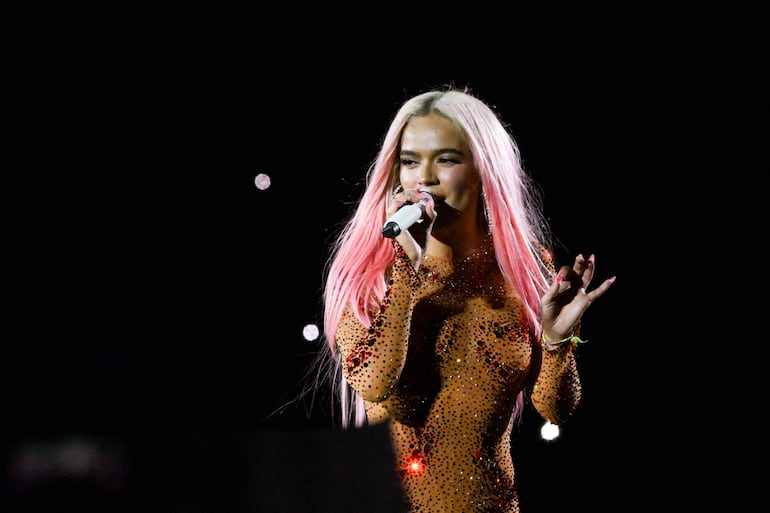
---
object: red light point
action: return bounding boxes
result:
[406,457,425,475]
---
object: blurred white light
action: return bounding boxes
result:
[254,173,271,190]
[303,323,320,341]
[540,421,560,441]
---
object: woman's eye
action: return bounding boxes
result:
[438,157,461,164]
[400,158,418,166]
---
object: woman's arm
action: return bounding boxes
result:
[336,243,419,402]
[530,341,582,425]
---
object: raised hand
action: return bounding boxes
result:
[540,253,615,343]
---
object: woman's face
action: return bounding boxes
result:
[398,113,481,219]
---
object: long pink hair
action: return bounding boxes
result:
[321,88,553,428]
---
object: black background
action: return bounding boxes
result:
[5,20,759,511]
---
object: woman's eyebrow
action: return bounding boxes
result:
[399,148,465,156]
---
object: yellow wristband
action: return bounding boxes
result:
[542,333,587,349]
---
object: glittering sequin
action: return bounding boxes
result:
[336,238,581,512]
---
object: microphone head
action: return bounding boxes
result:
[381,222,401,238]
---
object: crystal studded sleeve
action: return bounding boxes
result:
[335,242,419,402]
[531,340,582,425]
[530,245,583,425]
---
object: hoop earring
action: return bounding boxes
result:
[479,191,491,232]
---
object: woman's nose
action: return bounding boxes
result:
[415,165,436,186]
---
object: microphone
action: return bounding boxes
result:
[382,197,430,238]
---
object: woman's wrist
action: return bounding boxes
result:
[541,332,588,351]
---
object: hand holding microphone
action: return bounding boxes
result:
[382,188,435,238]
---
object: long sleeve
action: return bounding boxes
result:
[530,342,581,425]
[529,244,582,425]
[336,244,418,402]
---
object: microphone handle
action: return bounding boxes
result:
[381,199,427,238]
